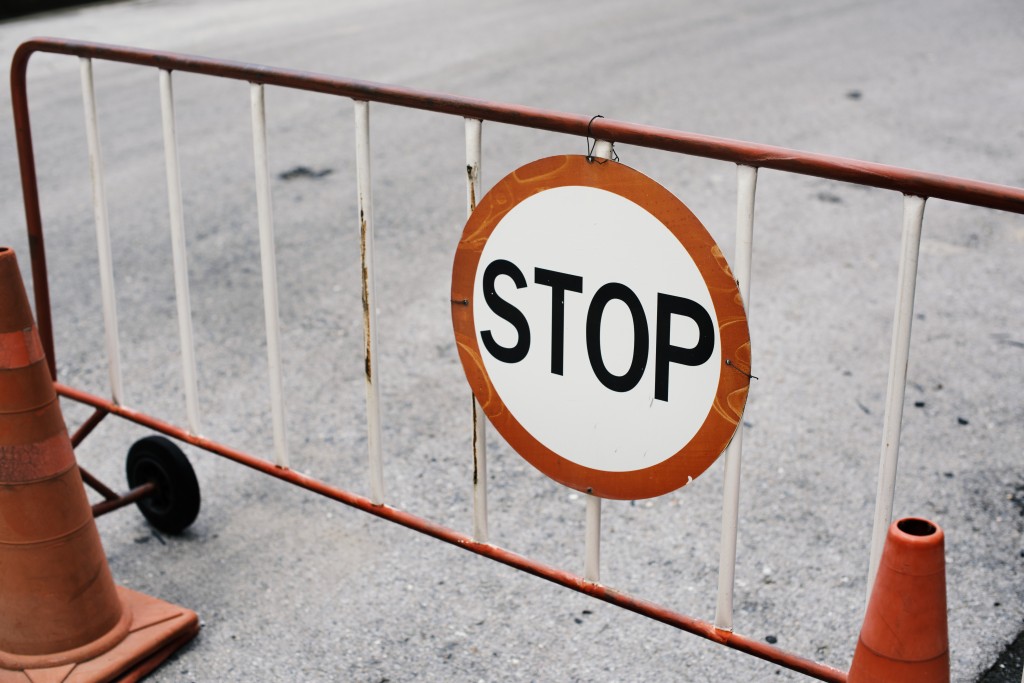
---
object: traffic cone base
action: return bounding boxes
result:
[846,646,948,683]
[0,587,199,683]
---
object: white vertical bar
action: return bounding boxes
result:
[584,494,601,582]
[714,164,758,631]
[80,58,124,405]
[354,100,384,505]
[465,118,488,542]
[867,194,926,596]
[160,69,201,435]
[581,138,614,583]
[250,83,289,468]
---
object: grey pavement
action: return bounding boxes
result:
[1,1,1022,681]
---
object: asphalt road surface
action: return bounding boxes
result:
[1,1,1023,681]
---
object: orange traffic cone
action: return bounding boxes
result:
[0,246,199,682]
[849,517,949,682]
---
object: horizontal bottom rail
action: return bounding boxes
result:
[58,382,847,682]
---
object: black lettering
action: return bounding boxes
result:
[480,259,531,363]
[586,283,648,392]
[534,267,583,375]
[654,293,715,401]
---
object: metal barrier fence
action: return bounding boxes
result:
[11,38,1024,681]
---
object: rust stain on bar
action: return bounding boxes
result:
[359,209,372,383]
[471,397,480,487]
[466,164,477,211]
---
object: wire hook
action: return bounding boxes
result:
[585,114,618,163]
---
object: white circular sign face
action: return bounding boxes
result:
[451,155,750,500]
[474,185,720,472]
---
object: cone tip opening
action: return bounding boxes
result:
[896,517,938,537]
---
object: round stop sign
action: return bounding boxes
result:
[451,155,750,500]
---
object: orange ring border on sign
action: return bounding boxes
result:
[451,155,751,500]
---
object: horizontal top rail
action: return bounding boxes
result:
[12,37,1024,215]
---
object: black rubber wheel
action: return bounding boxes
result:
[126,436,200,534]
